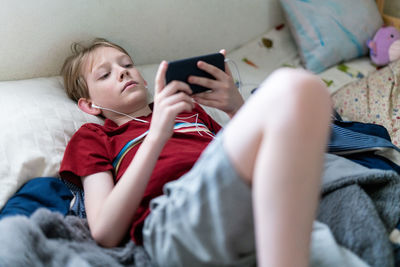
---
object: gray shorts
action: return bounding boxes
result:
[142,133,256,267]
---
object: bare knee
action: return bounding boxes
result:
[255,68,332,128]
[222,68,331,183]
[258,68,331,104]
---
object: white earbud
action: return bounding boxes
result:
[91,103,101,109]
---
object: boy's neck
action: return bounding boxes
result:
[109,104,152,126]
[132,104,152,117]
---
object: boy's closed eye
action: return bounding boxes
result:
[99,72,110,80]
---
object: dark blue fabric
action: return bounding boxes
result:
[333,119,392,142]
[329,123,397,153]
[344,152,400,173]
[328,112,400,173]
[0,177,73,220]
[332,109,392,142]
[62,179,86,218]
[392,243,400,267]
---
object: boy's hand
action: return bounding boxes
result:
[150,61,194,143]
[188,50,244,118]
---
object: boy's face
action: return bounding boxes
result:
[83,46,148,115]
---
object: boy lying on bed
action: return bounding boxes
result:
[59,38,331,267]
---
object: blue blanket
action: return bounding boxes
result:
[0,177,73,220]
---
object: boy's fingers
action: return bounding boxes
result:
[163,90,195,108]
[155,61,168,94]
[188,75,219,90]
[161,80,192,96]
[196,61,225,80]
[193,96,220,108]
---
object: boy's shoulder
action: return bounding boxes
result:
[73,118,138,140]
[66,122,110,153]
[72,121,109,140]
[79,121,106,132]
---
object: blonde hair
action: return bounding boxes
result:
[61,38,131,102]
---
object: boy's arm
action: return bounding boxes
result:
[82,132,166,247]
[82,61,194,248]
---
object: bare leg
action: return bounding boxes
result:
[223,68,332,267]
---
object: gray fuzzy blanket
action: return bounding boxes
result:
[0,207,370,267]
[0,209,152,267]
[317,154,400,267]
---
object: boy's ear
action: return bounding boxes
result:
[78,98,102,116]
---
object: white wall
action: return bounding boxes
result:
[0,0,283,81]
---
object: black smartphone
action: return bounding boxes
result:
[165,52,225,94]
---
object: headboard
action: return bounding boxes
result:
[0,0,284,82]
[376,0,400,29]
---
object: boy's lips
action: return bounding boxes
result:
[123,81,138,91]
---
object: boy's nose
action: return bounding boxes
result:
[119,69,129,80]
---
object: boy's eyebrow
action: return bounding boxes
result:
[92,62,109,73]
[119,54,134,65]
[91,54,133,74]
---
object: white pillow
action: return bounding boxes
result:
[0,76,103,209]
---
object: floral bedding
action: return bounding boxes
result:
[333,59,400,146]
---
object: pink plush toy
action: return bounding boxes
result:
[367,26,400,66]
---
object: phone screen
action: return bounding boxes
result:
[165,53,225,94]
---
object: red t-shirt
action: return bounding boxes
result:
[59,103,221,244]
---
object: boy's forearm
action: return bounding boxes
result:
[90,133,166,247]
